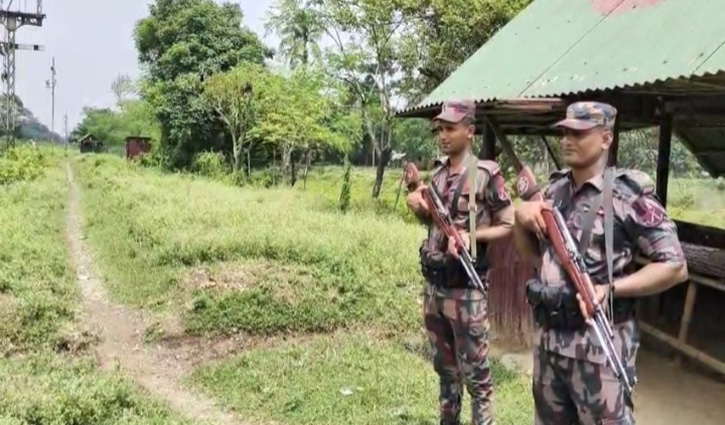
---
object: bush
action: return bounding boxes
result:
[0,143,49,185]
[192,151,228,178]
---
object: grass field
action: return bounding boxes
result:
[74,155,426,336]
[72,154,536,424]
[190,332,532,425]
[0,146,188,424]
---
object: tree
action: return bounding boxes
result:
[396,0,532,103]
[134,0,273,168]
[315,0,405,198]
[251,68,360,186]
[203,63,281,174]
[265,0,324,70]
[111,74,137,105]
[71,101,161,148]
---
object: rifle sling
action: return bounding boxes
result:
[450,164,472,221]
[604,167,614,286]
[577,167,615,286]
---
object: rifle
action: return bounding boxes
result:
[486,117,635,398]
[405,162,486,293]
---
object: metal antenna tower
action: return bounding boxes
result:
[45,55,55,141]
[0,0,45,148]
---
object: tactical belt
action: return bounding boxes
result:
[419,242,489,290]
[525,279,636,331]
[526,167,636,330]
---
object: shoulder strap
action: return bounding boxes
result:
[451,166,472,220]
[603,167,615,285]
[577,167,615,283]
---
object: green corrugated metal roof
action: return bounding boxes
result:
[405,0,725,112]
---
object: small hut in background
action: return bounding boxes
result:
[77,133,106,153]
[125,136,153,160]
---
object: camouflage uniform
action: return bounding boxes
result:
[528,102,686,425]
[420,100,514,425]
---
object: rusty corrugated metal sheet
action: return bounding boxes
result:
[405,0,725,111]
[125,137,152,160]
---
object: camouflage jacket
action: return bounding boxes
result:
[535,167,685,365]
[422,154,514,299]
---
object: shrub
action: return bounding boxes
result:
[0,143,49,185]
[192,151,228,178]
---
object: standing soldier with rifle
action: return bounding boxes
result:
[512,102,689,424]
[404,100,515,425]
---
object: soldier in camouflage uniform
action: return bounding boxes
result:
[405,100,515,425]
[513,102,689,425]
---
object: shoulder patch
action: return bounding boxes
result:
[615,168,656,200]
[631,195,666,228]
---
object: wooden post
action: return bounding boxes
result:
[478,121,497,160]
[608,116,620,167]
[656,113,673,207]
[675,282,698,367]
[540,135,561,170]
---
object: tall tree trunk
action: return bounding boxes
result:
[290,159,298,186]
[282,145,294,185]
[246,147,251,177]
[302,150,311,190]
[232,134,242,173]
[372,145,392,199]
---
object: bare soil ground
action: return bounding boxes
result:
[490,337,725,425]
[65,164,251,425]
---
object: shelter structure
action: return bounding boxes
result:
[77,133,106,154]
[398,0,725,377]
[125,136,152,160]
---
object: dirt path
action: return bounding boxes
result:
[65,163,248,425]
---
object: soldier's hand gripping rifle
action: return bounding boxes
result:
[487,118,634,398]
[404,162,487,293]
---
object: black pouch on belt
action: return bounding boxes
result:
[525,279,586,331]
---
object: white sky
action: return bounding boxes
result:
[12,0,278,133]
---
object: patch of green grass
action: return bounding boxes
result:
[74,155,427,336]
[190,332,534,425]
[0,150,190,424]
[183,259,366,335]
[0,159,76,353]
[300,165,420,222]
[0,353,190,425]
[667,178,725,228]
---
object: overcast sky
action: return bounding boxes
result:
[13,0,277,134]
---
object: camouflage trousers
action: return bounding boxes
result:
[533,348,635,425]
[423,284,494,425]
